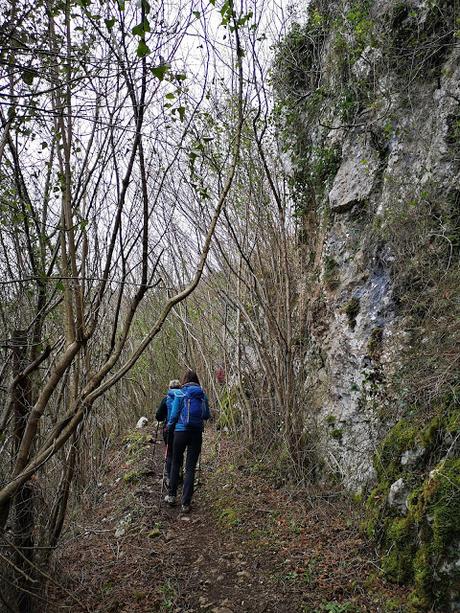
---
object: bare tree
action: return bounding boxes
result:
[0,0,248,607]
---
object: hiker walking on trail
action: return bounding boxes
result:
[164,370,210,513]
[156,379,182,486]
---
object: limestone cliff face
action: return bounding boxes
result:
[275,1,460,607]
[274,0,459,489]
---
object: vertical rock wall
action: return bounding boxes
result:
[274,0,459,489]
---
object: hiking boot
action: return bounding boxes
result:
[181,504,191,514]
[164,495,176,505]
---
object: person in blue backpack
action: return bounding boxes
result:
[164,369,210,513]
[155,379,182,486]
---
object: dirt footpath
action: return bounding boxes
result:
[49,427,410,612]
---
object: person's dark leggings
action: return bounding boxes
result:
[169,429,202,505]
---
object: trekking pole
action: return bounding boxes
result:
[158,440,169,512]
[195,426,204,488]
[152,421,160,466]
[195,454,202,489]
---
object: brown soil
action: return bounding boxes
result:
[47,427,410,613]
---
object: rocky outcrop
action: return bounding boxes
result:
[328,134,380,212]
[387,477,409,514]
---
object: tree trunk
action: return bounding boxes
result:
[12,330,35,613]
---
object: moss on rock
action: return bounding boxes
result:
[374,418,418,482]
[425,458,460,557]
[382,516,417,583]
[123,430,152,457]
[343,297,360,331]
[366,408,460,611]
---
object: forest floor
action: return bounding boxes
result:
[47,425,412,613]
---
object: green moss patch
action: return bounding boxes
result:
[123,430,152,457]
[343,297,360,330]
[374,418,418,483]
[123,469,143,484]
[366,408,460,610]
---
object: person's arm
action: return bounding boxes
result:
[167,393,183,428]
[155,396,167,422]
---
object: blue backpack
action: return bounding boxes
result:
[166,389,181,421]
[178,385,206,429]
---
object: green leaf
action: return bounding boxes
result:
[105,17,116,31]
[142,0,151,14]
[136,40,151,58]
[220,0,232,24]
[77,0,91,7]
[132,18,150,36]
[177,106,186,122]
[175,73,187,82]
[237,10,253,26]
[151,64,170,80]
[104,17,115,32]
[199,186,210,200]
[193,10,200,18]
[21,69,36,86]
[165,92,175,100]
[117,0,125,10]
